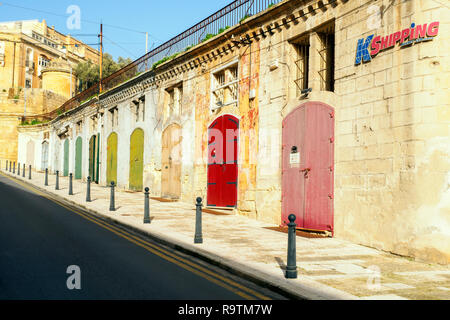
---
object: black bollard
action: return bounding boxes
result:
[22,163,25,178]
[28,165,31,180]
[194,197,203,244]
[285,214,298,279]
[55,170,59,190]
[17,162,20,175]
[13,162,15,174]
[86,176,91,202]
[69,173,73,195]
[109,181,115,211]
[143,187,150,224]
[9,160,11,172]
[45,168,48,186]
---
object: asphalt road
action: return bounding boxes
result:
[0,173,287,300]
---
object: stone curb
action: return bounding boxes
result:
[2,170,359,300]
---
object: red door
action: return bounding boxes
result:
[281,102,334,233]
[207,115,239,207]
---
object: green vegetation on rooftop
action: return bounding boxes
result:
[21,119,48,126]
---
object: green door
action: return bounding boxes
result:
[75,137,82,179]
[107,132,118,185]
[89,135,100,183]
[89,135,95,180]
[63,139,69,176]
[95,133,100,184]
[129,128,144,191]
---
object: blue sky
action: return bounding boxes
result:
[0,0,232,61]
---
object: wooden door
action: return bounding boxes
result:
[75,137,82,179]
[26,141,35,166]
[95,133,100,183]
[107,132,118,185]
[54,141,60,173]
[89,135,96,181]
[281,102,334,232]
[129,128,144,191]
[162,124,182,199]
[207,115,239,208]
[63,139,69,176]
[41,141,49,170]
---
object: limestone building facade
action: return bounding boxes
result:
[0,19,99,162]
[16,0,450,264]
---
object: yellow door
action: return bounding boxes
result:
[107,132,118,185]
[129,128,144,191]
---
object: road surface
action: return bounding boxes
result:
[0,173,287,300]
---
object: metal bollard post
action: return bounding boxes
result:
[143,187,150,223]
[194,197,203,244]
[285,214,298,279]
[109,181,115,211]
[29,165,31,180]
[17,162,20,175]
[86,176,91,202]
[69,173,73,195]
[13,162,15,174]
[22,163,25,178]
[45,168,48,186]
[55,170,59,190]
[9,160,11,172]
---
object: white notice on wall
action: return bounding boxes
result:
[290,152,300,166]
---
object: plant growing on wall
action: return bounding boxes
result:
[152,52,180,70]
[239,14,252,23]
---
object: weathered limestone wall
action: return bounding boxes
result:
[332,0,450,263]
[0,34,18,90]
[17,127,43,169]
[0,88,68,163]
[42,68,76,99]
[0,115,21,163]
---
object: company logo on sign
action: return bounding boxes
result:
[355,22,440,65]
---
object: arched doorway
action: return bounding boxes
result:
[41,141,49,170]
[207,114,239,208]
[89,134,100,183]
[107,132,118,185]
[281,101,334,233]
[26,140,35,167]
[63,139,69,176]
[75,137,82,179]
[129,128,144,191]
[162,124,182,199]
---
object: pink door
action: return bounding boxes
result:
[282,102,334,233]
[207,115,239,208]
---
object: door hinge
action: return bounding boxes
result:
[329,137,334,143]
[328,194,333,199]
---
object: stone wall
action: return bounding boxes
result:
[332,0,450,263]
[0,88,68,163]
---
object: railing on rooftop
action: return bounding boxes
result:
[22,0,283,124]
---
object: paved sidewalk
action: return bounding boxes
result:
[3,168,450,300]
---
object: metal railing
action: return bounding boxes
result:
[22,0,283,124]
